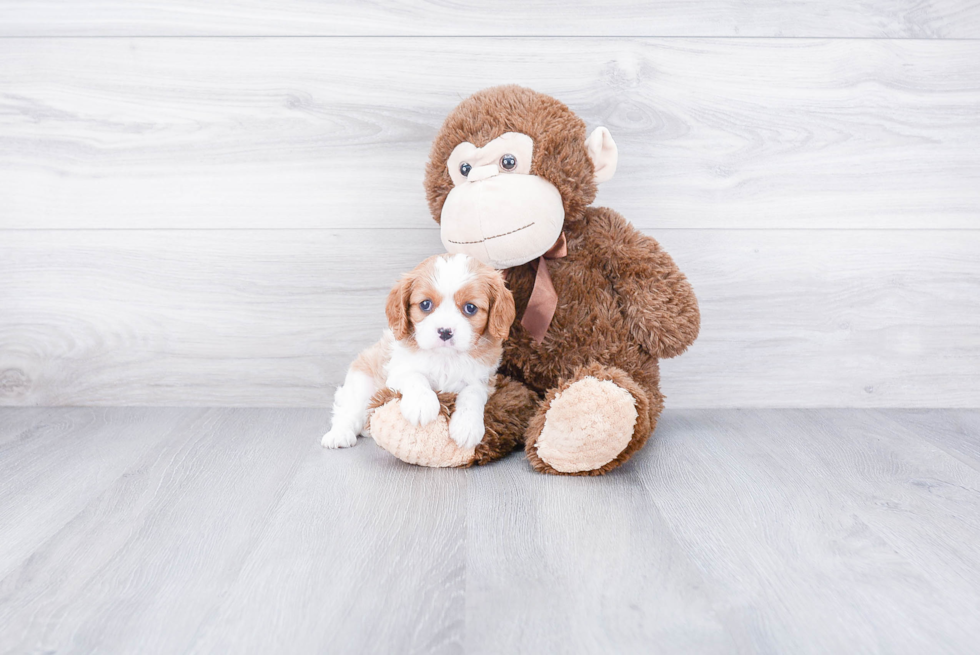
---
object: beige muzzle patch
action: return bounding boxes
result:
[440,174,564,269]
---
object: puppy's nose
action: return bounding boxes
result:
[437,328,454,341]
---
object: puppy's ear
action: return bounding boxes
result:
[486,272,516,342]
[385,275,413,341]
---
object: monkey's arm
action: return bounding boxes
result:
[587,207,700,359]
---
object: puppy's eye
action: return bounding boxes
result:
[462,303,478,316]
[459,163,472,177]
[500,154,517,170]
[419,299,433,312]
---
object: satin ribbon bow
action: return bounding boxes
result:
[517,233,567,344]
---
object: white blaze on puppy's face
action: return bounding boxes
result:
[410,254,477,351]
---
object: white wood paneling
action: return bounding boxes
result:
[1,1,979,37]
[2,38,979,230]
[2,229,977,408]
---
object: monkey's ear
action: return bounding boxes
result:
[385,275,413,341]
[585,126,618,184]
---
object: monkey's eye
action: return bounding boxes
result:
[419,299,433,312]
[459,163,472,177]
[462,303,478,316]
[500,154,517,170]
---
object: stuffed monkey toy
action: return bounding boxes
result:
[370,85,700,475]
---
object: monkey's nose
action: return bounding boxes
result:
[437,328,454,341]
[467,164,499,182]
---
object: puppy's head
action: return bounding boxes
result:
[385,253,515,352]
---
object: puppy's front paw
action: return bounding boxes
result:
[321,427,358,449]
[400,389,441,427]
[449,408,485,449]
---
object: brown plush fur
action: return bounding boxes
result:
[471,374,540,467]
[425,85,598,226]
[419,85,699,475]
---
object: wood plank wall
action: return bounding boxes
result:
[2,2,979,408]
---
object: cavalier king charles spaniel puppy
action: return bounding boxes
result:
[322,253,515,450]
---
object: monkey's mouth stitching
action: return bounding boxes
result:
[447,222,534,245]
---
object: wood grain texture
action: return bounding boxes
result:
[0,408,205,580]
[3,408,980,653]
[0,408,316,654]
[0,229,443,407]
[0,406,50,444]
[658,229,980,408]
[2,38,979,230]
[793,410,980,596]
[188,422,465,655]
[884,410,980,471]
[763,409,980,623]
[1,1,979,37]
[1,228,978,408]
[643,409,980,653]
[465,449,736,653]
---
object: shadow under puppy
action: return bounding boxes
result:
[322,253,515,450]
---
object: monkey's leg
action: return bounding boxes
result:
[471,375,540,466]
[524,363,664,476]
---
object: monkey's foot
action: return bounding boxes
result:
[525,364,652,475]
[369,390,476,468]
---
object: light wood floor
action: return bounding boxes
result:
[2,408,979,654]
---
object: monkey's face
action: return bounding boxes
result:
[439,132,565,269]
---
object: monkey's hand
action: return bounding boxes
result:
[590,207,700,359]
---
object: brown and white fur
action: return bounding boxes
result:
[321,253,515,450]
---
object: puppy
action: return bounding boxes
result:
[321,253,515,450]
